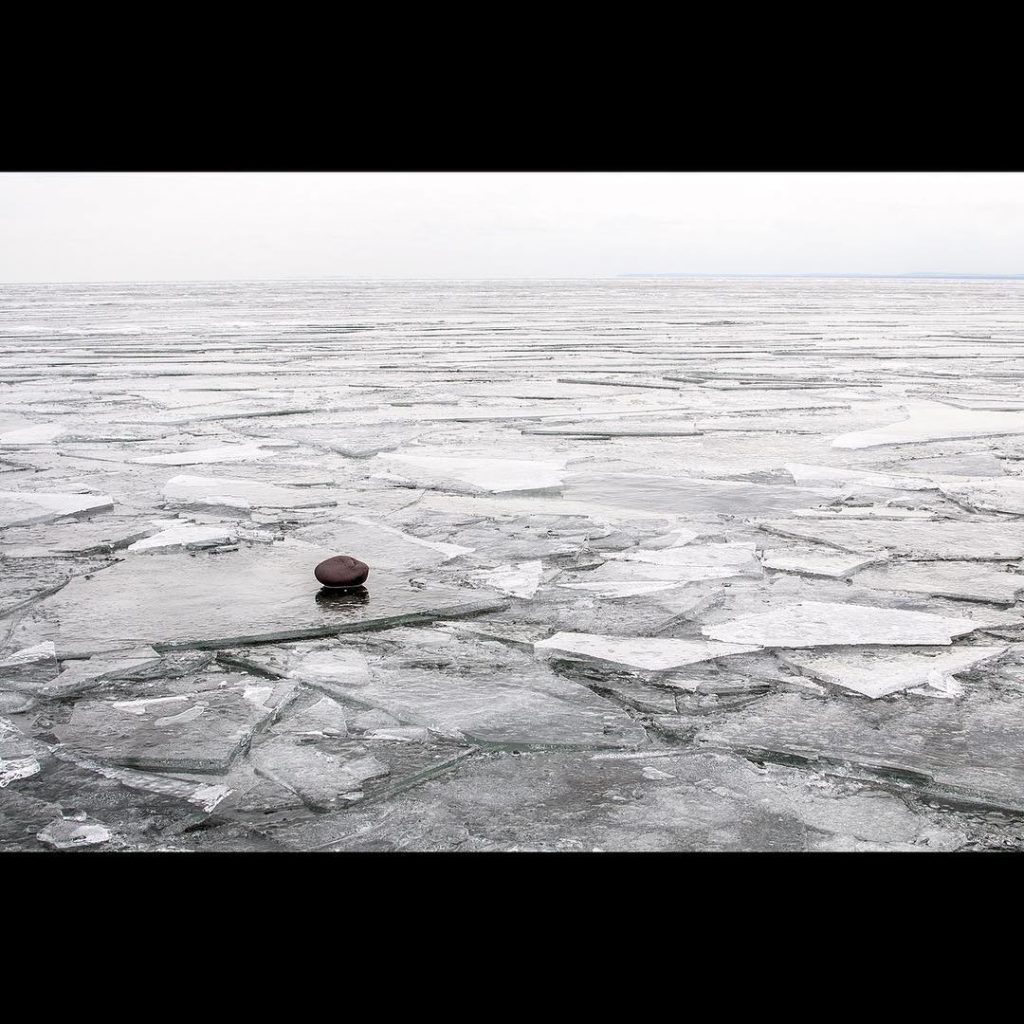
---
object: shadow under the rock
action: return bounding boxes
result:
[315,585,370,607]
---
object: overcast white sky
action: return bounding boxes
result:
[0,172,1021,281]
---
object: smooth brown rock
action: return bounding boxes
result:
[314,555,369,589]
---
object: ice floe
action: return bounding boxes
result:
[779,646,1008,699]
[783,462,936,491]
[162,474,336,509]
[8,543,507,657]
[288,646,647,749]
[534,632,760,671]
[374,451,571,494]
[294,516,473,569]
[468,561,545,598]
[758,518,1024,560]
[0,490,114,528]
[134,442,281,465]
[833,400,1024,449]
[37,819,113,849]
[53,675,296,772]
[0,423,68,446]
[853,562,1024,604]
[937,476,1024,515]
[126,523,240,553]
[760,547,880,578]
[702,600,1007,648]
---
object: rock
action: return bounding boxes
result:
[314,555,370,589]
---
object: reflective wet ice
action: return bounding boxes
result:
[2,277,1024,851]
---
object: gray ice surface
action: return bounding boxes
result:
[3,277,1024,851]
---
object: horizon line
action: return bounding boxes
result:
[2,271,1024,286]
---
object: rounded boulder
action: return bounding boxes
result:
[314,555,370,589]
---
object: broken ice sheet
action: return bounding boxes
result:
[522,421,702,438]
[36,818,112,850]
[779,646,1008,699]
[757,518,1024,560]
[555,580,691,598]
[0,422,68,446]
[760,547,880,578]
[0,517,159,558]
[788,506,938,520]
[783,462,936,491]
[276,748,966,853]
[0,642,59,692]
[695,690,1024,813]
[562,474,840,516]
[937,476,1024,514]
[8,542,507,658]
[374,451,571,495]
[467,561,544,598]
[0,490,114,528]
[293,516,473,569]
[126,523,240,554]
[610,541,762,578]
[133,442,284,465]
[162,474,337,509]
[248,695,390,809]
[39,647,162,699]
[52,675,296,773]
[288,647,647,749]
[702,601,1008,648]
[534,632,760,672]
[0,557,110,619]
[853,562,1024,605]
[833,400,1024,449]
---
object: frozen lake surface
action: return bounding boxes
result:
[2,277,1024,851]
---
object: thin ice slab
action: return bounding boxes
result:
[555,580,689,598]
[126,524,239,554]
[0,518,158,557]
[0,642,59,692]
[289,648,647,749]
[534,632,760,672]
[162,474,336,509]
[761,547,880,578]
[522,422,702,438]
[0,490,114,528]
[937,476,1024,515]
[695,691,1024,813]
[36,818,112,850]
[0,558,107,618]
[293,516,473,569]
[833,400,1024,449]
[562,474,839,516]
[375,451,570,495]
[134,442,281,465]
[52,675,296,773]
[468,561,544,599]
[702,600,1001,648]
[0,423,67,446]
[758,518,1024,560]
[788,506,937,520]
[612,541,761,573]
[40,647,162,699]
[248,697,390,809]
[10,543,507,658]
[779,646,1008,699]
[783,463,937,491]
[276,747,965,853]
[854,562,1024,605]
